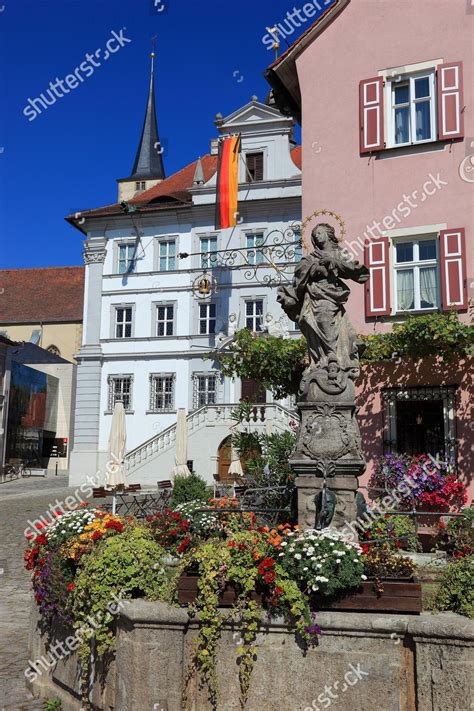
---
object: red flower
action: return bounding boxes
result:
[238,543,246,551]
[177,536,191,554]
[228,541,236,548]
[170,528,178,537]
[264,570,276,584]
[35,534,48,547]
[146,515,153,522]
[274,586,283,595]
[438,521,446,530]
[105,520,124,532]
[35,522,44,530]
[361,544,370,554]
[25,532,33,541]
[67,582,75,592]
[92,531,103,541]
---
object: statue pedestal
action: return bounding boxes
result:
[290,399,365,532]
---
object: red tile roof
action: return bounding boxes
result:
[0,266,84,324]
[66,147,301,226]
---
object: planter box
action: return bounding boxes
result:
[311,580,422,614]
[178,573,266,607]
[178,573,422,613]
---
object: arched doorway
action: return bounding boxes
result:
[217,436,232,483]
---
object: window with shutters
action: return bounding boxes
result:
[114,306,133,338]
[360,62,463,154]
[245,152,264,182]
[108,375,133,412]
[387,72,436,148]
[149,373,175,412]
[393,237,440,312]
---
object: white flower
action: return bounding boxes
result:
[361,574,367,580]
[312,584,319,591]
[303,567,308,571]
[294,553,302,560]
[336,559,341,563]
[281,541,287,546]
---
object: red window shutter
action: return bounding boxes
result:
[437,62,464,141]
[440,228,467,311]
[359,77,384,153]
[364,237,391,317]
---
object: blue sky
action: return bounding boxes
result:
[0,0,328,269]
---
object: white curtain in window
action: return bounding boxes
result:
[397,270,414,310]
[420,267,437,307]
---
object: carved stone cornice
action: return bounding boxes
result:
[83,239,107,265]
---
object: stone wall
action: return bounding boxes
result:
[28,600,474,710]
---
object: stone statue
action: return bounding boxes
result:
[277,223,368,398]
[277,223,369,532]
[263,312,289,338]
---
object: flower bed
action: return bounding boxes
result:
[25,498,420,709]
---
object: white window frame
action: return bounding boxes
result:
[107,375,133,412]
[157,238,176,272]
[149,373,175,413]
[245,232,265,266]
[199,302,216,335]
[117,242,137,274]
[193,372,219,408]
[114,305,134,339]
[244,298,264,332]
[199,235,218,268]
[155,303,175,337]
[391,235,440,313]
[385,69,437,148]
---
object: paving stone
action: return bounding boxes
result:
[0,476,77,708]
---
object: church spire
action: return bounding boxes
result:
[129,50,165,181]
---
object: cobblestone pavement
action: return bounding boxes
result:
[0,476,76,710]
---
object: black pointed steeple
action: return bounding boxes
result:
[129,52,165,180]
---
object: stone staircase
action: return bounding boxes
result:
[124,403,297,483]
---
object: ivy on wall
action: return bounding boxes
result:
[214,313,473,400]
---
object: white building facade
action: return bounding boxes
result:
[68,94,301,487]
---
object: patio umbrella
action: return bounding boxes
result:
[171,408,191,478]
[105,401,127,513]
[228,445,245,480]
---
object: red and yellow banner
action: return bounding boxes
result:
[215,135,241,230]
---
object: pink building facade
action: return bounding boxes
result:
[266,0,473,493]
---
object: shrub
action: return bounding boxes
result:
[170,473,213,507]
[428,555,474,618]
[361,544,416,593]
[70,525,168,659]
[435,507,474,558]
[362,514,421,552]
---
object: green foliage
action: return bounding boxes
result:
[362,514,421,552]
[215,329,307,399]
[43,700,62,711]
[435,507,474,558]
[230,405,296,489]
[170,473,213,507]
[361,311,474,363]
[69,526,168,663]
[428,555,474,618]
[182,530,314,707]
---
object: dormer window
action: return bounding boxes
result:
[135,181,146,191]
[245,152,264,182]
